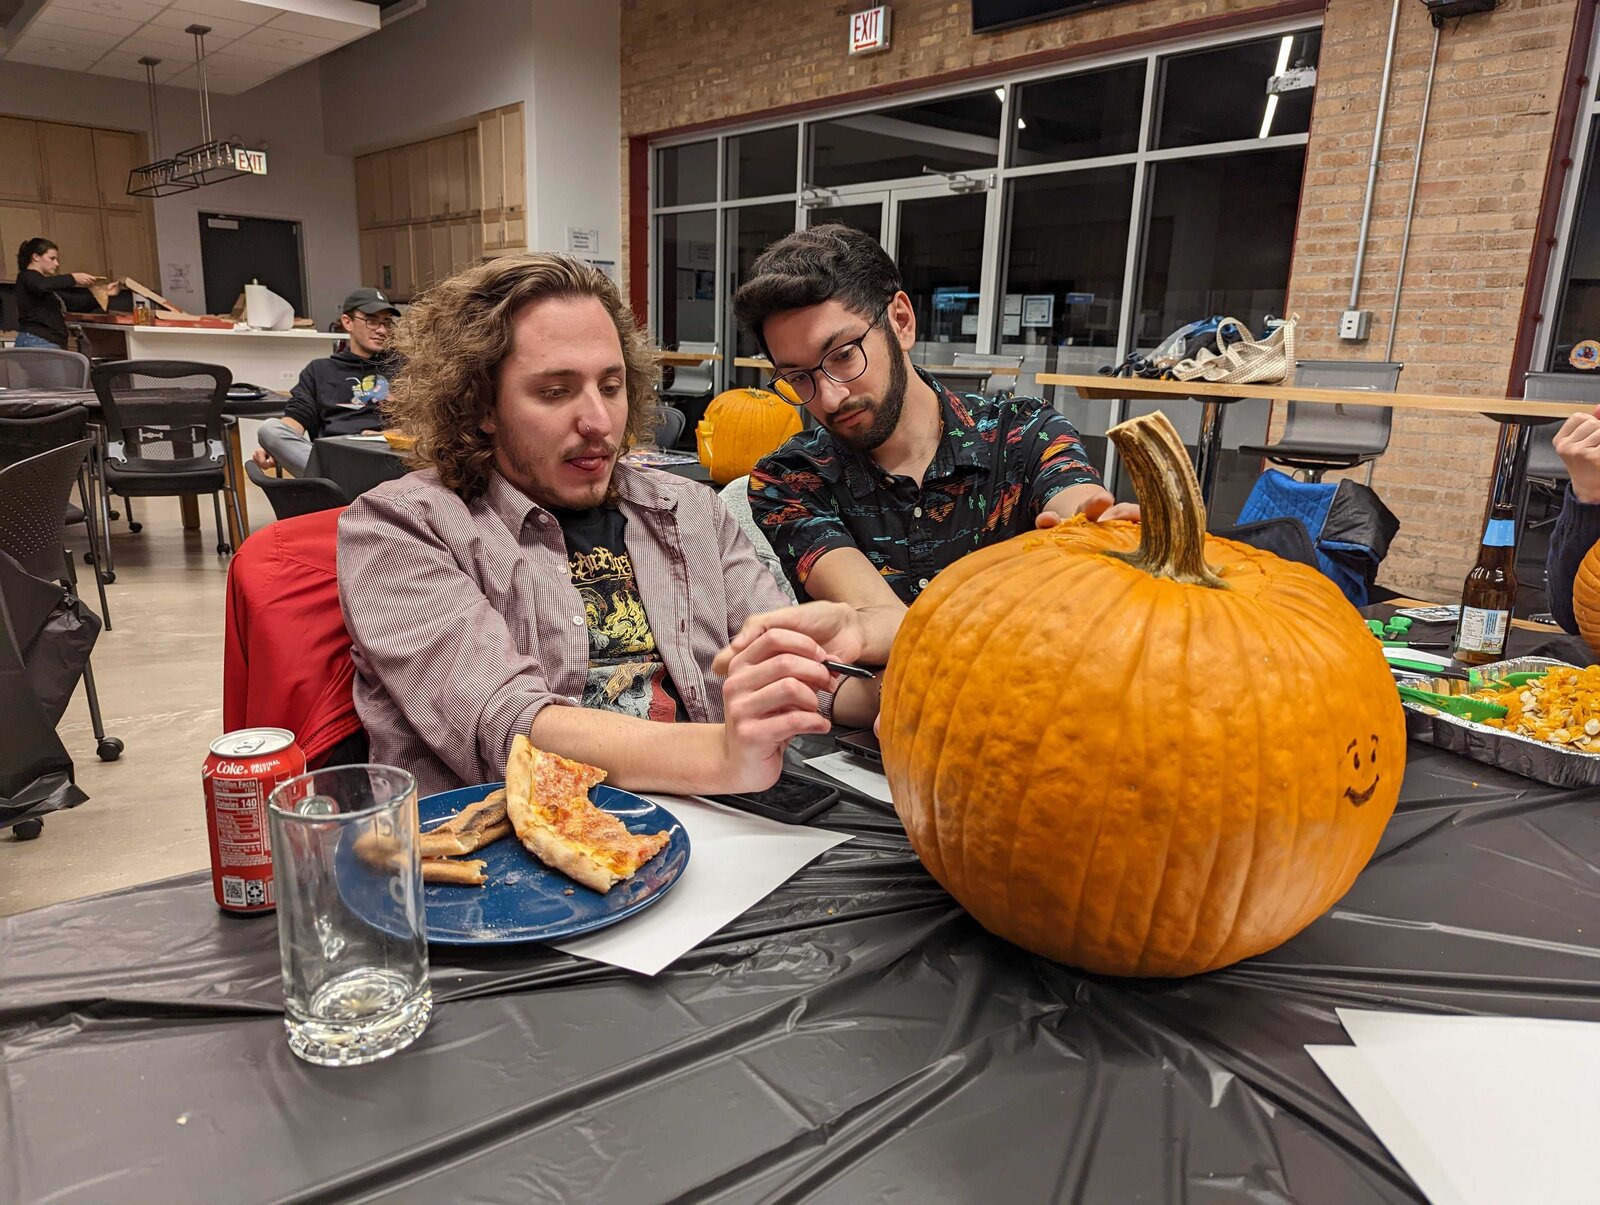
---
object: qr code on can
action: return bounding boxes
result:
[222,876,247,906]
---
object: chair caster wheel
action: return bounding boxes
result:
[97,737,124,761]
[108,509,120,520]
[101,570,116,584]
[127,521,142,534]
[13,818,43,840]
[217,542,232,555]
[83,550,95,564]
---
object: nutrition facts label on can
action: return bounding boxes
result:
[211,781,270,867]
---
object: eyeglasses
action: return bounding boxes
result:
[353,312,396,328]
[768,308,886,406]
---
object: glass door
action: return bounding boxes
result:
[806,200,885,241]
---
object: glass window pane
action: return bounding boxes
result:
[656,140,717,207]
[725,127,797,199]
[1156,30,1321,150]
[1126,147,1306,522]
[806,202,883,241]
[726,202,797,386]
[656,210,717,351]
[896,193,988,363]
[1010,64,1145,166]
[810,91,1002,187]
[1000,166,1136,468]
[1548,115,1600,370]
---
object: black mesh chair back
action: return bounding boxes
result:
[0,406,91,470]
[0,347,91,389]
[0,440,94,581]
[92,360,233,484]
[1522,372,1600,482]
[655,404,687,450]
[244,459,349,520]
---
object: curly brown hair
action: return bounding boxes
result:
[387,254,660,500]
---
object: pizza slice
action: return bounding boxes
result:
[418,789,509,858]
[504,734,671,894]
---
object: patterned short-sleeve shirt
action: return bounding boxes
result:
[747,371,1101,604]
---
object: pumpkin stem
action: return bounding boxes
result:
[1104,411,1228,589]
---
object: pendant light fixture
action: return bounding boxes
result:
[126,56,198,197]
[168,25,251,188]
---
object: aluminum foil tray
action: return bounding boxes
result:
[1398,656,1600,788]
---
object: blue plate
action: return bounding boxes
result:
[339,781,690,947]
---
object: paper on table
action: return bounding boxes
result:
[1307,1045,1470,1205]
[550,795,848,976]
[1314,1010,1600,1205]
[804,751,892,804]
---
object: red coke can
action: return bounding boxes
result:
[203,728,306,915]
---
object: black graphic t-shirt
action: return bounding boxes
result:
[553,505,684,722]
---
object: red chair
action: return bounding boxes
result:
[222,508,363,767]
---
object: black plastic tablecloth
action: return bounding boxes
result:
[6,633,1600,1203]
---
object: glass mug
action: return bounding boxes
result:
[267,764,432,1066]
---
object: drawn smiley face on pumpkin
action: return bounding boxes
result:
[1342,735,1383,807]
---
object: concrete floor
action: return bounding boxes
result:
[0,425,275,917]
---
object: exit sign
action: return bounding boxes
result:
[849,5,892,55]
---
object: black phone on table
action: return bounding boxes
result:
[834,728,881,764]
[704,772,841,824]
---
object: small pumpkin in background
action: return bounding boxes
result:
[878,411,1405,978]
[1573,541,1600,652]
[696,387,803,485]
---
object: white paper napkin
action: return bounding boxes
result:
[804,751,892,804]
[550,794,849,976]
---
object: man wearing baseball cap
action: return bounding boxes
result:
[253,287,402,475]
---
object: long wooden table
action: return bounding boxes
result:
[1039,372,1591,510]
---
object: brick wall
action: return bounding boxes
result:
[620,0,1588,599]
[1285,0,1581,598]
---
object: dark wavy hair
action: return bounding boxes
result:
[732,224,903,356]
[387,254,660,501]
[16,237,56,274]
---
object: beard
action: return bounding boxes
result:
[497,437,620,512]
[828,333,907,452]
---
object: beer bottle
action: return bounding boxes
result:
[1453,503,1517,666]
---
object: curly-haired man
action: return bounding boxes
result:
[337,254,875,796]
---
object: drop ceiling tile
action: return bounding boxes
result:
[165,0,278,28]
[4,40,102,70]
[148,7,260,41]
[23,18,137,50]
[229,25,341,62]
[259,10,375,40]
[28,11,145,40]
[119,22,241,53]
[86,55,166,81]
[45,0,169,22]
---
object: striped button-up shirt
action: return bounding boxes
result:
[337,463,790,796]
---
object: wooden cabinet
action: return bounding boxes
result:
[410,224,434,292]
[372,226,412,299]
[355,154,381,227]
[0,118,44,203]
[446,133,470,217]
[388,149,411,224]
[476,104,525,253]
[368,150,393,225]
[93,129,143,210]
[477,110,504,217]
[427,139,449,220]
[46,205,107,276]
[0,115,157,285]
[103,208,155,285]
[40,123,100,207]
[408,144,429,223]
[359,228,379,290]
[0,203,48,271]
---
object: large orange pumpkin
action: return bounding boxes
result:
[696,388,803,485]
[878,411,1405,977]
[1573,541,1600,652]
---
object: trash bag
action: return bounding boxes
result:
[1236,469,1400,606]
[0,552,89,827]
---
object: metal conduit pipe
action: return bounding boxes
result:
[1386,25,1443,360]
[1349,0,1406,312]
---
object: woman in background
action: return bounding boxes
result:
[14,237,115,349]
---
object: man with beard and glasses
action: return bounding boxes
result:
[718,225,1136,686]
[337,254,877,797]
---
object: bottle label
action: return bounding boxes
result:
[1457,606,1510,654]
[1482,518,1515,548]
